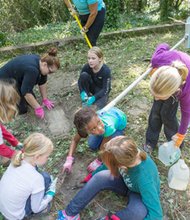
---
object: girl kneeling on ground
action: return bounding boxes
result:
[62,107,127,174]
[58,136,163,220]
[0,80,23,166]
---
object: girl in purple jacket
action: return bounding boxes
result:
[144,43,190,154]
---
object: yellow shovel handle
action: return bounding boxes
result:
[73,14,92,48]
[67,0,92,48]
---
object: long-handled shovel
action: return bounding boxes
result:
[68,0,92,48]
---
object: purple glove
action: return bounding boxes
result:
[35,107,45,119]
[42,98,54,110]
[63,156,74,173]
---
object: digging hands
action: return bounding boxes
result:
[80,27,88,36]
[68,7,77,17]
[62,156,74,173]
[34,106,45,119]
[46,176,58,197]
[42,98,54,110]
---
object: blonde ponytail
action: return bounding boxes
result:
[11,132,54,167]
[171,61,188,84]
[150,61,188,97]
[12,151,24,167]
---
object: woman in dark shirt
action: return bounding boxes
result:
[0,48,60,119]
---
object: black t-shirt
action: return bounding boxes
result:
[0,54,47,96]
[81,63,111,99]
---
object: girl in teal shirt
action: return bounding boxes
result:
[58,136,163,220]
[63,107,127,173]
[64,0,106,46]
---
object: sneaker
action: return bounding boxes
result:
[143,144,153,155]
[87,159,102,172]
[57,210,80,220]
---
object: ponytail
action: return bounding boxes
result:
[12,151,24,167]
[171,61,188,84]
[47,47,58,57]
[40,47,60,68]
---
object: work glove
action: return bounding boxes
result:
[80,173,92,183]
[42,98,54,110]
[81,163,108,183]
[87,158,102,173]
[172,133,185,147]
[34,106,45,119]
[15,142,23,150]
[68,7,77,17]
[80,91,88,102]
[87,96,96,106]
[63,156,74,173]
[92,163,108,175]
[80,27,88,36]
[46,176,58,197]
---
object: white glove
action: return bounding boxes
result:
[46,177,58,197]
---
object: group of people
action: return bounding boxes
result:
[0,2,189,219]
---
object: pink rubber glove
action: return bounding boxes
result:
[35,107,45,119]
[63,156,74,173]
[42,99,54,110]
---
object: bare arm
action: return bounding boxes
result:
[64,0,73,9]
[39,83,48,100]
[68,133,81,157]
[84,3,98,29]
[24,93,41,109]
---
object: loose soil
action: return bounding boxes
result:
[1,27,190,220]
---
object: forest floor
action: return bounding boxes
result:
[0,26,190,220]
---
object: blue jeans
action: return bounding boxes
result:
[88,130,124,150]
[65,170,147,220]
[24,171,51,217]
[146,97,179,148]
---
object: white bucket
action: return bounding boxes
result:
[158,141,181,166]
[168,159,190,191]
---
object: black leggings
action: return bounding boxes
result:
[146,96,179,148]
[79,7,105,46]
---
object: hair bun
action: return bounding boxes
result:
[48,47,58,56]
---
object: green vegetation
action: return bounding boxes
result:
[0,26,190,219]
[0,1,190,219]
[0,0,189,47]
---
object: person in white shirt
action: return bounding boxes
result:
[0,132,57,220]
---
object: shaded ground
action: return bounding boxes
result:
[1,27,190,220]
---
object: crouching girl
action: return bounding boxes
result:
[0,133,57,220]
[58,136,163,220]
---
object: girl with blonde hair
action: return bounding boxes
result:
[0,80,22,162]
[78,46,111,109]
[0,132,57,220]
[144,43,190,153]
[58,136,162,220]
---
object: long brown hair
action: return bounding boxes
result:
[40,47,60,68]
[0,80,20,123]
[100,136,146,176]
